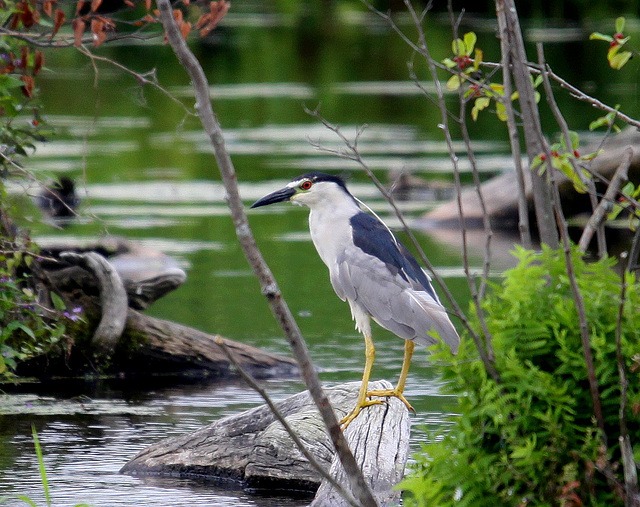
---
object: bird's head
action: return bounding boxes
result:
[251,172,354,209]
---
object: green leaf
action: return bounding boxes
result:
[589,116,609,131]
[590,32,614,43]
[495,101,507,122]
[569,131,580,150]
[463,32,477,55]
[17,323,36,340]
[616,16,626,35]
[0,74,24,92]
[473,48,483,70]
[452,38,465,56]
[608,204,625,221]
[442,57,457,68]
[50,291,66,311]
[530,154,546,172]
[32,424,51,506]
[532,74,543,88]
[471,96,490,121]
[446,74,462,91]
[621,182,635,195]
[610,50,632,69]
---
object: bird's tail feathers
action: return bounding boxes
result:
[408,291,460,354]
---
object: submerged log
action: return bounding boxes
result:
[121,380,410,505]
[421,129,640,230]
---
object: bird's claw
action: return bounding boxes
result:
[366,388,415,414]
[339,398,385,430]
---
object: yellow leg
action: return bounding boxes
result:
[367,340,416,413]
[340,332,384,429]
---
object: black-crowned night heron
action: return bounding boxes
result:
[251,172,460,427]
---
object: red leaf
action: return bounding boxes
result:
[43,0,53,17]
[180,20,191,39]
[91,0,102,12]
[72,18,86,46]
[124,0,134,6]
[145,0,151,11]
[33,50,44,76]
[19,1,39,28]
[209,0,230,26]
[52,8,65,36]
[20,46,29,70]
[75,0,85,16]
[21,74,34,98]
[195,13,211,30]
[172,9,182,22]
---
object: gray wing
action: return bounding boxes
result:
[329,243,459,354]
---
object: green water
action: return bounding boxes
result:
[1,7,639,506]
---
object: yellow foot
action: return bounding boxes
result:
[340,398,384,430]
[366,388,415,414]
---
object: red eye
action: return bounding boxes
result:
[301,180,312,190]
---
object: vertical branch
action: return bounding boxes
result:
[498,23,531,248]
[155,3,378,506]
[533,52,607,439]
[536,44,606,257]
[448,3,494,359]
[615,272,640,506]
[495,0,558,248]
[578,148,632,253]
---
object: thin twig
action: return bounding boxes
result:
[536,43,605,257]
[155,3,378,506]
[448,1,494,360]
[546,68,640,130]
[76,45,196,117]
[578,147,632,252]
[498,21,531,248]
[403,0,498,381]
[214,337,360,507]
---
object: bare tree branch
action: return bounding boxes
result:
[495,0,558,248]
[536,43,605,257]
[578,147,632,252]
[214,337,360,507]
[155,2,378,505]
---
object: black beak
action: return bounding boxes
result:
[250,187,296,208]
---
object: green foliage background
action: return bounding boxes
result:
[403,246,640,506]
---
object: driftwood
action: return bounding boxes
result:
[121,380,410,505]
[15,236,298,380]
[59,251,128,358]
[421,129,640,230]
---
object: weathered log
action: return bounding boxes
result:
[59,251,128,358]
[122,309,299,379]
[421,129,640,230]
[121,380,410,504]
[16,238,298,380]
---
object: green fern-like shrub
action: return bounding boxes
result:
[403,245,640,506]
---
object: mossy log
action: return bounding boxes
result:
[121,380,409,506]
[421,129,640,230]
